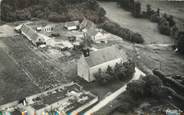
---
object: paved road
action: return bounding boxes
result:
[85,68,145,115]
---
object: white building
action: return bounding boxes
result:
[77,45,128,82]
[94,32,110,44]
[64,21,80,31]
[21,24,46,46]
[36,24,56,33]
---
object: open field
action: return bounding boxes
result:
[1,36,71,90]
[139,0,184,30]
[0,46,40,105]
[100,2,184,76]
[99,2,173,44]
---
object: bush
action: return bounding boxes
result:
[99,20,144,43]
[127,74,163,99]
[94,61,135,84]
[150,13,160,23]
[94,69,113,85]
[48,12,69,22]
[117,0,135,11]
[158,20,171,35]
[16,9,31,20]
[114,61,135,81]
[131,32,144,43]
[132,1,141,18]
[177,32,184,54]
[1,0,106,23]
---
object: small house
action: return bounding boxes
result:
[42,24,55,32]
[36,24,55,33]
[64,21,80,31]
[94,32,110,44]
[77,45,127,82]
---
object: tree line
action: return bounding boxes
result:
[117,0,184,54]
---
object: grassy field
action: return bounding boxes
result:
[99,2,173,44]
[1,36,71,90]
[0,48,40,105]
[139,0,184,30]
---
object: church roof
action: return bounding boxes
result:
[85,45,125,67]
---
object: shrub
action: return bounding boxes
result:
[150,13,160,23]
[117,0,134,11]
[48,12,69,22]
[94,69,113,85]
[158,20,171,35]
[177,32,184,54]
[94,61,135,84]
[16,9,31,20]
[99,20,144,43]
[1,0,106,23]
[114,61,135,81]
[167,15,176,27]
[131,32,144,43]
[132,1,141,18]
[126,74,163,99]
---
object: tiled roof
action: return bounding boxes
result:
[65,21,80,27]
[21,24,38,42]
[85,45,124,67]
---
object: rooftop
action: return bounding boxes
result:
[85,45,125,67]
[29,83,97,112]
[64,21,80,27]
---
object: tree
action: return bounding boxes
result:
[146,4,152,17]
[150,13,160,23]
[177,32,184,54]
[106,65,113,76]
[133,1,141,18]
[142,74,163,97]
[94,68,112,85]
[127,79,146,99]
[114,61,135,81]
[127,74,163,99]
[167,15,176,27]
[158,20,171,35]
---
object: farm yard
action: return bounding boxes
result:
[1,36,74,90]
[0,21,129,106]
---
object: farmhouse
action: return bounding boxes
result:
[93,31,111,44]
[21,24,46,46]
[64,21,80,31]
[77,45,128,82]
